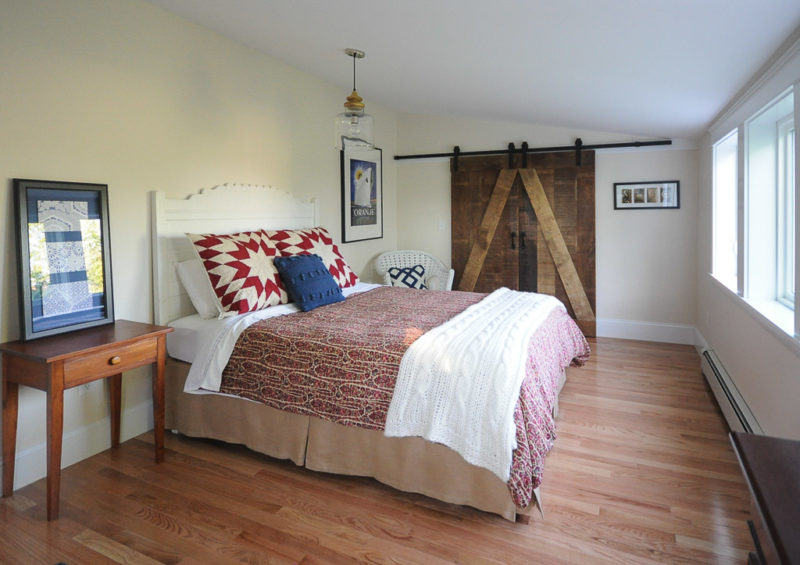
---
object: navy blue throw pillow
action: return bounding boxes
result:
[273,254,345,312]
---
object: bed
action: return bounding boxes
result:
[151,184,590,521]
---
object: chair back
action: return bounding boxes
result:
[375,250,454,291]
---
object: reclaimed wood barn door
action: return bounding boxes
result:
[451,151,596,336]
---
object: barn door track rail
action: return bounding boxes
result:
[395,138,672,168]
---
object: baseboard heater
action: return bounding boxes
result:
[700,349,763,434]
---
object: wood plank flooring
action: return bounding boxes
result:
[0,338,754,564]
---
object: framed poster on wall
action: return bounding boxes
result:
[341,138,383,242]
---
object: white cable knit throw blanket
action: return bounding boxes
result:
[384,287,563,481]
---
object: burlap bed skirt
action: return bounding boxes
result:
[165,358,565,521]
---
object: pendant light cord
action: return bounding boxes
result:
[352,52,357,91]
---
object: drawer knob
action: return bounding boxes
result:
[109,356,122,365]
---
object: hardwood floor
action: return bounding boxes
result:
[0,338,753,564]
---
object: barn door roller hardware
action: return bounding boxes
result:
[395,138,672,170]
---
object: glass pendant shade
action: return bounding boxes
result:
[334,105,374,149]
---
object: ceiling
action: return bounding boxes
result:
[146,0,800,141]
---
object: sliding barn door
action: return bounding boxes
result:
[452,157,522,292]
[451,151,596,336]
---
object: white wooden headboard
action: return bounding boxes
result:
[151,184,319,325]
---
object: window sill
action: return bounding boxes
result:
[745,298,795,336]
[707,274,800,357]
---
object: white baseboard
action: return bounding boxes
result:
[596,318,696,345]
[3,400,154,491]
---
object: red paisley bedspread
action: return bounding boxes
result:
[219,286,590,508]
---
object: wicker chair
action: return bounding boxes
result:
[375,250,455,291]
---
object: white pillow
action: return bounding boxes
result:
[175,259,221,319]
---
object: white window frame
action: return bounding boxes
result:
[777,114,795,308]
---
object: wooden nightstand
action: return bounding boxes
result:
[1,319,173,520]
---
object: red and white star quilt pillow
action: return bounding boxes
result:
[187,230,287,315]
[264,227,359,288]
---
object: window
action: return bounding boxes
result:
[712,130,739,291]
[712,85,797,336]
[744,88,794,310]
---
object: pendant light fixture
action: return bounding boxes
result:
[334,48,374,149]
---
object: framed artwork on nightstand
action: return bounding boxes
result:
[13,179,115,341]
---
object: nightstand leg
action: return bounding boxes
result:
[109,373,122,448]
[2,375,19,498]
[152,336,166,463]
[46,368,65,521]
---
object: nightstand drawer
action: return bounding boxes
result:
[63,337,158,387]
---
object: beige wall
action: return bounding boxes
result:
[596,150,698,326]
[396,113,699,339]
[0,0,397,486]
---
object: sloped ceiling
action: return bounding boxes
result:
[147,0,800,140]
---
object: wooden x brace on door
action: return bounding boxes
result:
[457,168,595,332]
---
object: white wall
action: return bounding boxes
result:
[0,0,398,488]
[596,149,698,343]
[697,30,800,439]
[396,114,698,342]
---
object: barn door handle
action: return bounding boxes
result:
[510,231,516,250]
[520,232,526,249]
